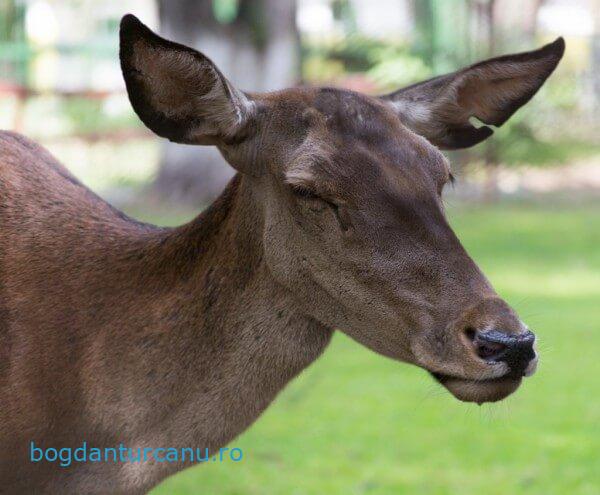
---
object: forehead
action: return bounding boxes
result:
[312,88,399,139]
[270,87,449,193]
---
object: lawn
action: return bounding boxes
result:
[133,201,600,495]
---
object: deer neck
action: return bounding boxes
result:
[108,174,333,452]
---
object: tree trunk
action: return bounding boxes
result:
[477,0,501,201]
[154,0,299,205]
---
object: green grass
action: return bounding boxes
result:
[141,201,600,495]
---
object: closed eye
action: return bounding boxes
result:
[440,172,455,196]
[290,184,320,200]
[289,184,349,231]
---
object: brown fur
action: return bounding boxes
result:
[0,15,563,493]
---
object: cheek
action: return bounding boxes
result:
[261,212,341,325]
[262,203,344,301]
[262,202,318,288]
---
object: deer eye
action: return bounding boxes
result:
[290,184,320,200]
[438,172,455,196]
[290,185,351,232]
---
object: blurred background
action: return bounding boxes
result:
[1,1,598,494]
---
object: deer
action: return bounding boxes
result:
[0,14,564,494]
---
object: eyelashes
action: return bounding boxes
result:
[290,184,320,200]
[289,184,350,232]
[439,173,456,196]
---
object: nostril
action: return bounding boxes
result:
[468,329,536,376]
[464,328,510,361]
[474,339,507,360]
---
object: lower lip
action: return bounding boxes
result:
[431,372,509,384]
[431,372,523,403]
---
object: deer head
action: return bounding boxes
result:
[120,15,564,403]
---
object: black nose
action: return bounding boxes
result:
[470,329,536,377]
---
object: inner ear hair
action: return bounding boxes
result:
[381,37,565,150]
[119,14,253,146]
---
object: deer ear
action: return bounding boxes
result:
[381,38,565,149]
[119,14,254,145]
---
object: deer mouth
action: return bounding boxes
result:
[430,372,523,404]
